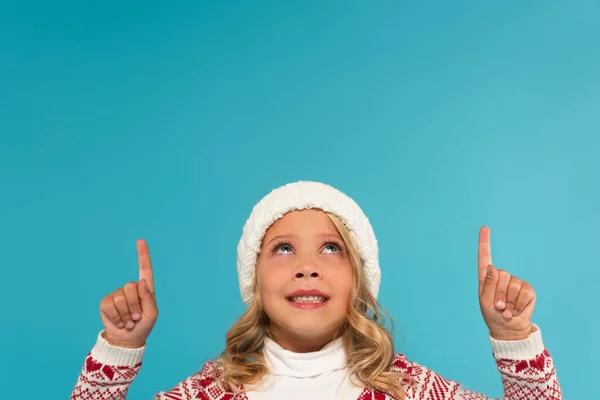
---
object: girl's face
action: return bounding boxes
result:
[256,209,354,352]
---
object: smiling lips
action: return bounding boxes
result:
[286,289,330,309]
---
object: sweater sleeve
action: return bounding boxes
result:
[480,324,563,399]
[71,331,213,400]
[391,324,563,400]
[70,330,146,399]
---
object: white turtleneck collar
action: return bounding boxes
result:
[262,336,349,378]
[245,336,364,400]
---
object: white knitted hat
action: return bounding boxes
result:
[236,181,380,305]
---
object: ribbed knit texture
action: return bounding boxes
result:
[244,336,363,399]
[489,324,545,359]
[236,181,381,305]
[91,331,145,366]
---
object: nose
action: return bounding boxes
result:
[292,264,323,281]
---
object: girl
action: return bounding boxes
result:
[71,181,563,399]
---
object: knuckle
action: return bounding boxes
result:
[100,296,111,308]
[497,270,510,279]
[509,280,521,290]
[113,289,125,300]
[124,281,138,291]
[113,293,126,305]
[100,303,113,314]
[112,299,129,315]
[101,298,117,311]
[102,303,117,316]
[518,282,530,293]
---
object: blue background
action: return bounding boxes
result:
[1,1,598,398]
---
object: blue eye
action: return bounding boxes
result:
[270,240,294,254]
[275,244,294,254]
[322,243,340,254]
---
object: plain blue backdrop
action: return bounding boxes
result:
[1,1,598,398]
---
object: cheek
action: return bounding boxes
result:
[340,277,355,313]
[333,263,354,293]
[324,263,354,313]
[257,265,286,303]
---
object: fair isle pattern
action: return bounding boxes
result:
[381,352,562,399]
[496,350,563,400]
[70,352,142,400]
[71,351,562,400]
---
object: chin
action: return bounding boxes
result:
[279,314,345,338]
[284,323,336,340]
[265,300,346,338]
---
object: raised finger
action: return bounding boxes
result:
[124,281,142,321]
[478,226,492,296]
[100,297,125,329]
[112,288,134,329]
[480,264,499,307]
[137,239,155,295]
[503,277,522,319]
[138,279,158,317]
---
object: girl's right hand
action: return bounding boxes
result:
[99,239,159,348]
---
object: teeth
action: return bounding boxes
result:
[290,295,326,303]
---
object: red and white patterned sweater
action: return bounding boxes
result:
[71,325,562,399]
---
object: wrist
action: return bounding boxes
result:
[490,324,536,341]
[101,331,146,349]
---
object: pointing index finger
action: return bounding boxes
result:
[478,226,492,296]
[137,239,155,295]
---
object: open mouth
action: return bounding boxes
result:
[286,295,329,303]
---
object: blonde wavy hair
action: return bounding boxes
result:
[214,211,414,399]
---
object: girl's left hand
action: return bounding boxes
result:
[478,226,537,341]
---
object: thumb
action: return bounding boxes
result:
[138,279,157,314]
[479,264,499,305]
